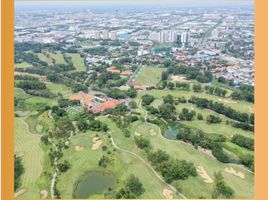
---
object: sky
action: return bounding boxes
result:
[15,0,254,10]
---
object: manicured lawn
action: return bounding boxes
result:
[57,130,166,198]
[48,51,66,65]
[65,53,86,71]
[36,52,52,65]
[15,88,32,99]
[15,118,44,198]
[133,67,165,86]
[131,120,254,199]
[138,89,253,114]
[46,82,72,97]
[99,117,254,198]
[15,62,32,68]
[174,103,254,139]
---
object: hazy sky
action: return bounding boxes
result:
[15,0,254,10]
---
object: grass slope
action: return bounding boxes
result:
[15,117,44,198]
[133,67,165,86]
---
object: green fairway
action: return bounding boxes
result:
[133,67,165,86]
[138,89,253,114]
[46,82,72,97]
[15,118,44,198]
[15,88,32,99]
[48,51,66,65]
[131,120,254,199]
[36,52,52,65]
[174,103,253,139]
[57,131,166,198]
[65,53,86,71]
[15,62,32,68]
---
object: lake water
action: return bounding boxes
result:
[75,172,116,198]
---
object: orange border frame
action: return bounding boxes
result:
[2,0,14,200]
[2,0,268,200]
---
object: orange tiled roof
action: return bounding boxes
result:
[120,70,133,76]
[91,99,119,113]
[69,92,95,102]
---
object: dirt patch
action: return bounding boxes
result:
[15,152,24,157]
[163,189,173,199]
[225,167,245,179]
[15,188,27,198]
[135,132,142,136]
[149,129,157,135]
[196,165,213,183]
[75,145,84,152]
[197,147,214,158]
[218,98,237,104]
[171,75,190,83]
[248,106,254,113]
[40,190,48,199]
[14,72,47,81]
[15,110,31,117]
[91,137,103,150]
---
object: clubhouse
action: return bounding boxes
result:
[69,92,120,114]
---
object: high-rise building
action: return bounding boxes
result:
[110,31,117,40]
[181,31,190,46]
[160,31,168,43]
[169,31,178,43]
[102,30,109,39]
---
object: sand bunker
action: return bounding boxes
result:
[91,137,103,150]
[75,145,84,152]
[171,75,190,83]
[218,98,237,104]
[15,152,24,157]
[225,167,245,179]
[248,106,254,113]
[163,189,173,199]
[196,165,213,183]
[40,190,48,199]
[15,110,31,117]
[15,188,26,198]
[135,132,142,136]
[149,129,157,135]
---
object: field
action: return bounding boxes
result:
[48,51,66,65]
[65,53,86,71]
[46,82,73,97]
[57,131,167,198]
[138,89,254,114]
[15,62,32,68]
[98,117,254,198]
[15,117,44,199]
[174,103,253,139]
[133,67,165,86]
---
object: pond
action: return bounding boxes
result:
[75,172,116,198]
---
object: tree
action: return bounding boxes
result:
[167,82,175,90]
[58,160,71,172]
[129,101,137,109]
[179,108,196,121]
[231,134,254,150]
[98,155,112,168]
[158,103,176,120]
[127,87,137,98]
[192,84,202,92]
[163,94,174,105]
[197,113,203,120]
[212,172,234,199]
[115,175,145,198]
[206,115,222,124]
[14,156,24,191]
[141,94,155,106]
[134,136,151,150]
